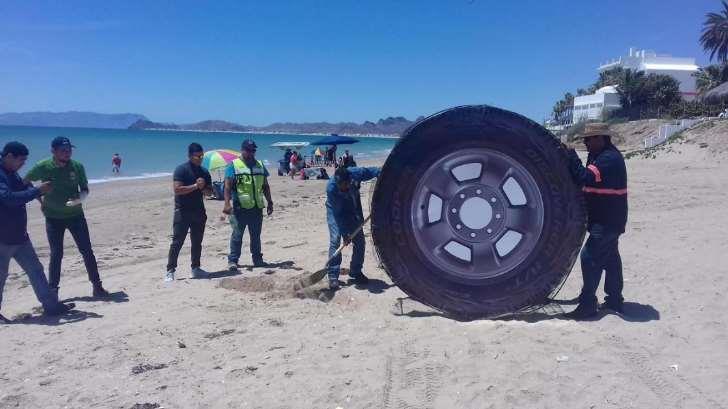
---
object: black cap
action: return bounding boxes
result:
[51,136,75,149]
[242,140,257,151]
[1,141,29,157]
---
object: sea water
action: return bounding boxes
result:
[0,126,397,183]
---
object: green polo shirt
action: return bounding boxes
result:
[25,158,88,219]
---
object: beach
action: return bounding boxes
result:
[2,137,728,408]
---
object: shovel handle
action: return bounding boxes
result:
[325,214,372,267]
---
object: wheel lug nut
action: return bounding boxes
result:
[451,208,457,213]
[470,233,476,238]
[476,189,482,194]
[456,224,462,230]
[460,194,465,199]
[495,214,501,219]
[487,228,493,234]
[491,197,496,203]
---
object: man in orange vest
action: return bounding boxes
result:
[564,123,628,319]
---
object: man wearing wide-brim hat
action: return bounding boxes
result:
[563,122,628,319]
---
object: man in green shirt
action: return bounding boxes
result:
[24,137,110,298]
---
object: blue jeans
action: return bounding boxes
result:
[228,208,263,264]
[327,208,365,281]
[578,224,623,309]
[0,241,60,312]
[46,214,101,289]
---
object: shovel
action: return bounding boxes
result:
[294,214,371,290]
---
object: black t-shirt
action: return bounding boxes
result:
[173,161,212,216]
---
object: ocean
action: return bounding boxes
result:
[0,126,397,183]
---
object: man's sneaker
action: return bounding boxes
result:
[347,272,370,286]
[92,284,110,298]
[165,269,175,282]
[0,313,10,323]
[563,304,598,320]
[253,259,268,268]
[44,302,76,316]
[328,279,341,290]
[191,267,209,279]
[228,262,239,271]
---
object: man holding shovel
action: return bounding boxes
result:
[326,166,380,290]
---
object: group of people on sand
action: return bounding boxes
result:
[1,122,628,321]
[164,138,377,292]
[1,137,113,322]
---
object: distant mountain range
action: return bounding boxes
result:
[0,110,419,136]
[129,116,420,136]
[0,111,147,129]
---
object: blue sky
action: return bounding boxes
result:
[0,0,719,125]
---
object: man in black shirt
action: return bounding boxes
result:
[165,143,212,281]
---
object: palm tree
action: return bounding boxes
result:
[700,1,728,62]
[616,69,646,114]
[694,64,728,94]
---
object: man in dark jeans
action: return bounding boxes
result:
[1,142,75,322]
[223,140,274,270]
[165,143,212,281]
[24,137,110,298]
[564,123,628,319]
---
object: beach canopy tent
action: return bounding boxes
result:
[702,82,728,105]
[310,134,359,146]
[270,142,310,150]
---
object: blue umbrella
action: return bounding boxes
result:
[310,134,359,146]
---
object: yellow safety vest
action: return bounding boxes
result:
[232,158,266,209]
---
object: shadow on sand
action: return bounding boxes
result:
[204,270,242,279]
[391,297,660,323]
[63,290,129,304]
[240,260,302,272]
[8,309,103,326]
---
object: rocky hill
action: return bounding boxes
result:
[128,116,419,136]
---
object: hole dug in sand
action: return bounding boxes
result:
[217,274,335,302]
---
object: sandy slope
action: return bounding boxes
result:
[1,141,728,408]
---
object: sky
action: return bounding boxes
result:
[0,0,720,125]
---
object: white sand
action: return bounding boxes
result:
[1,141,727,408]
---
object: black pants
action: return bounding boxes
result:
[46,214,101,289]
[166,210,206,271]
[578,224,623,309]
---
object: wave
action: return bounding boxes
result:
[88,172,173,185]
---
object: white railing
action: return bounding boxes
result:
[643,119,704,149]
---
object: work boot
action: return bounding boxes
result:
[165,269,175,282]
[228,262,239,271]
[0,313,10,323]
[328,279,341,290]
[600,300,624,314]
[44,302,76,316]
[563,303,598,320]
[347,272,370,286]
[253,258,268,268]
[191,267,209,279]
[92,283,110,298]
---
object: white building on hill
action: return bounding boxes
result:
[598,47,699,101]
[572,86,621,123]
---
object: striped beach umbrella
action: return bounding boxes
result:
[202,149,239,172]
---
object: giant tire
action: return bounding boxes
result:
[371,105,586,319]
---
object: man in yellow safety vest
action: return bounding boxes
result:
[223,140,274,269]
